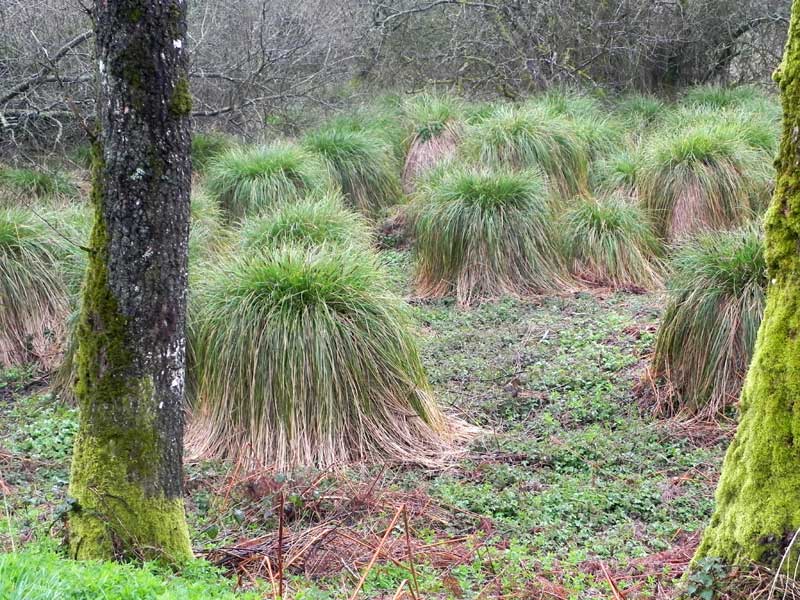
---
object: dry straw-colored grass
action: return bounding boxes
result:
[563,193,663,290]
[650,225,766,420]
[0,208,72,369]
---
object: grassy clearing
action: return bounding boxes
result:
[1,283,724,598]
[651,226,766,419]
[412,166,568,304]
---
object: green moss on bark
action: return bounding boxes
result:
[694,0,800,569]
[169,77,192,117]
[67,142,192,563]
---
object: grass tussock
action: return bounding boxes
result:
[205,143,330,220]
[613,93,665,128]
[413,166,568,305]
[563,193,663,290]
[461,105,588,198]
[591,147,642,196]
[680,85,771,112]
[192,132,235,173]
[639,124,769,240]
[302,128,401,214]
[189,187,229,264]
[401,94,464,193]
[0,167,76,204]
[0,208,71,369]
[187,244,462,468]
[651,225,766,419]
[239,192,371,252]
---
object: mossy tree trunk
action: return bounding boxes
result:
[694,0,800,569]
[67,0,193,562]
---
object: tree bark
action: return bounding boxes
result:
[67,0,193,562]
[694,0,800,569]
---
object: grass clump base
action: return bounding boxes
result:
[188,244,463,469]
[563,194,662,290]
[651,226,766,420]
[205,142,329,220]
[412,166,568,305]
[0,208,71,369]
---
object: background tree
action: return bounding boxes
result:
[67,0,193,562]
[694,0,800,567]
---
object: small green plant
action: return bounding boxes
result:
[683,556,728,599]
[563,194,662,289]
[412,166,568,304]
[461,104,588,198]
[188,244,458,468]
[205,142,331,220]
[651,225,766,419]
[302,127,401,214]
[239,192,371,251]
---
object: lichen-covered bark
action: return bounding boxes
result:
[694,0,800,568]
[68,0,192,563]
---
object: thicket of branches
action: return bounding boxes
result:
[0,0,790,155]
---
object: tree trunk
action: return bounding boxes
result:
[694,0,800,568]
[67,0,193,562]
